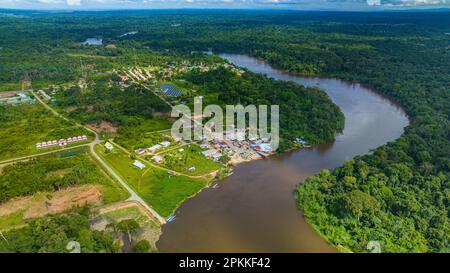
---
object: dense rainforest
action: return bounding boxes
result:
[53,77,170,126]
[184,67,344,150]
[0,207,119,253]
[0,10,448,252]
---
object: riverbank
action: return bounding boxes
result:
[156,54,408,252]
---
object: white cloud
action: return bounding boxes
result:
[66,0,80,5]
[0,0,79,5]
[367,0,381,6]
[0,0,448,9]
[383,0,449,6]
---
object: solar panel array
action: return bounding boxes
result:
[158,84,183,97]
[165,89,183,97]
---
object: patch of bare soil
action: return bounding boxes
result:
[65,106,77,113]
[88,121,118,134]
[152,111,170,118]
[0,185,103,219]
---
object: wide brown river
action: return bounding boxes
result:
[157,54,409,252]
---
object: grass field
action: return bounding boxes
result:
[159,145,221,176]
[0,210,25,231]
[139,118,173,132]
[0,83,22,92]
[95,144,210,217]
[0,103,94,161]
[114,119,174,151]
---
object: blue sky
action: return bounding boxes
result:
[0,0,449,10]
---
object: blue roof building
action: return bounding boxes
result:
[157,84,183,97]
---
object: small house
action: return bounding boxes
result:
[160,141,170,148]
[105,142,114,150]
[147,144,162,153]
[135,148,145,155]
[255,143,272,152]
[133,160,146,170]
[202,149,218,157]
[152,155,164,163]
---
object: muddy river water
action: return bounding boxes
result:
[156,54,409,252]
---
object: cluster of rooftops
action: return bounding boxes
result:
[135,141,171,155]
[201,149,222,161]
[36,135,88,149]
[0,91,35,106]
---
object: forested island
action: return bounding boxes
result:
[0,10,448,253]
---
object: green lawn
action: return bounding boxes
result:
[0,210,25,231]
[102,206,159,229]
[142,118,173,132]
[0,83,21,92]
[114,119,174,151]
[95,144,210,217]
[159,145,221,176]
[0,103,94,161]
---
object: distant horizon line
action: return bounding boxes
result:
[1,7,450,13]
